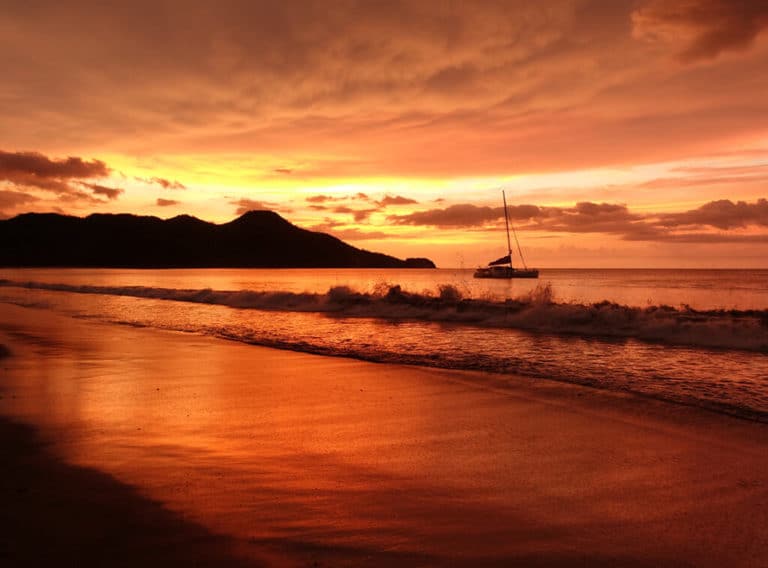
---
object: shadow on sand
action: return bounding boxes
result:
[0,417,266,568]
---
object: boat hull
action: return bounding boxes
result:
[473,266,539,279]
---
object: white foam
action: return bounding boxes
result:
[1,279,766,352]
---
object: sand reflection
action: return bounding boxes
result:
[2,304,767,566]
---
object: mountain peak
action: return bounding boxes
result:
[0,211,436,268]
[227,210,293,228]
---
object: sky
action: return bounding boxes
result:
[1,0,767,268]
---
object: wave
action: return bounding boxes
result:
[2,279,767,352]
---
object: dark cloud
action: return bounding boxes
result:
[0,149,126,212]
[230,198,287,216]
[79,182,123,200]
[387,198,768,243]
[389,204,501,227]
[136,176,186,190]
[544,199,768,242]
[658,198,768,229]
[537,202,642,234]
[0,150,111,200]
[353,209,378,222]
[0,150,109,180]
[156,198,180,206]
[633,0,768,62]
[3,2,768,180]
[306,194,338,203]
[307,193,413,217]
[307,193,376,207]
[388,203,541,228]
[5,175,73,194]
[332,205,379,222]
[0,189,38,211]
[378,194,418,206]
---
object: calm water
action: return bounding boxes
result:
[1,268,767,420]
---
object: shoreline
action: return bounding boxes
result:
[1,303,767,566]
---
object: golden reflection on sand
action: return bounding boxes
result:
[1,303,767,566]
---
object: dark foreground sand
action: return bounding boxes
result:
[1,303,767,567]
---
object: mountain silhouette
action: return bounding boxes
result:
[0,210,436,268]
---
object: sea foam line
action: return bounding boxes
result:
[1,279,767,352]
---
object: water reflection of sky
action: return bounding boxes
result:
[2,283,767,421]
[2,267,768,309]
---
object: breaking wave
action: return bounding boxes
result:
[1,278,767,352]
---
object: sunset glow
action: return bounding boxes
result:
[2,0,767,267]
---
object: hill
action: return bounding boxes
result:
[0,211,436,268]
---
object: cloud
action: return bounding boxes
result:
[156,198,179,206]
[543,199,768,242]
[306,194,339,203]
[0,150,109,180]
[377,194,418,206]
[0,149,125,210]
[230,198,288,216]
[1,0,767,199]
[307,192,377,206]
[633,0,768,62]
[352,209,378,222]
[387,197,768,243]
[79,182,123,200]
[305,193,409,220]
[535,202,642,234]
[136,176,186,189]
[0,189,38,211]
[388,203,540,227]
[332,205,379,222]
[1,1,767,183]
[658,198,768,229]
[0,150,112,200]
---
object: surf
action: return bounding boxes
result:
[1,279,766,352]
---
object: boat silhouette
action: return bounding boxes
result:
[474,191,539,279]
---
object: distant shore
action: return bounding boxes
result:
[1,303,767,566]
[0,211,436,269]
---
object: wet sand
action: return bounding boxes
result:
[1,303,767,567]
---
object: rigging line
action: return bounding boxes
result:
[501,190,513,260]
[510,222,527,270]
[502,189,527,269]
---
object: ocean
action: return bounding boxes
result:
[1,267,767,421]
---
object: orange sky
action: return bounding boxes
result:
[1,0,767,267]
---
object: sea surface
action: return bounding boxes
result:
[1,267,767,421]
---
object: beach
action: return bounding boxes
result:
[1,302,767,566]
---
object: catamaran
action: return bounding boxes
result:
[474,191,539,279]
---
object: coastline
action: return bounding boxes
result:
[1,303,767,566]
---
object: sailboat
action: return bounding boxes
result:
[474,190,539,279]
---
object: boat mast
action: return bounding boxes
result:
[502,190,513,267]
